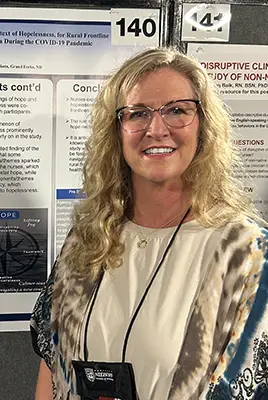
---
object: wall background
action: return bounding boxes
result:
[0,1,267,399]
[0,332,39,399]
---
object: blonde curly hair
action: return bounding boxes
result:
[65,47,259,279]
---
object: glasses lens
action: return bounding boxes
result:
[162,101,198,128]
[119,107,151,132]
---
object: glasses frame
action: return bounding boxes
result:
[116,99,201,132]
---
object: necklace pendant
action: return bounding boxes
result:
[137,239,148,249]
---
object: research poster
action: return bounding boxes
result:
[0,7,160,331]
[188,44,268,221]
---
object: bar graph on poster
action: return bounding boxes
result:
[0,7,160,330]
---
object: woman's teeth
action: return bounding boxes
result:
[144,147,174,155]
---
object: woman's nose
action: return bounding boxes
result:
[146,111,170,138]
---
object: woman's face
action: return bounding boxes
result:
[120,67,200,188]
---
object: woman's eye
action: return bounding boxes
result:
[170,107,184,115]
[129,110,147,119]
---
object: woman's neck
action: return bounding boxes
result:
[132,180,192,228]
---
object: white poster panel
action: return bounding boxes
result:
[188,44,268,221]
[55,79,104,253]
[0,7,160,331]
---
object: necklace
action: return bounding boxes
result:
[133,211,189,249]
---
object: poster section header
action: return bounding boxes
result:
[57,189,85,199]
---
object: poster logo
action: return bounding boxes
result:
[0,225,40,276]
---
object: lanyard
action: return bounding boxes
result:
[83,207,191,362]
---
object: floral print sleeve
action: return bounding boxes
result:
[30,259,57,370]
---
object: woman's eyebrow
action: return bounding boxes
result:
[126,102,148,107]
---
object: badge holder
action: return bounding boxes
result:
[72,360,137,400]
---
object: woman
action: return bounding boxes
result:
[31,48,268,400]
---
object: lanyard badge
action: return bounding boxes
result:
[72,360,138,400]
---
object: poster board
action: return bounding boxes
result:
[0,2,163,399]
[0,5,161,332]
[177,2,268,222]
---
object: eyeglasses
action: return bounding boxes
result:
[116,99,200,133]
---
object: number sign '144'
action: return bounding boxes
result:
[111,8,160,46]
[182,3,231,42]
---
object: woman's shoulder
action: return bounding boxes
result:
[222,215,268,246]
[192,211,268,274]
[214,215,267,265]
[185,209,267,246]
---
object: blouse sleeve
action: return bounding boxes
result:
[30,259,57,370]
[204,227,268,399]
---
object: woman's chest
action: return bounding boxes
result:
[78,232,216,400]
